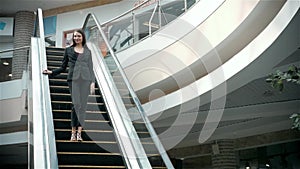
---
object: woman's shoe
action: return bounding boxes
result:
[70,132,77,141]
[77,132,83,142]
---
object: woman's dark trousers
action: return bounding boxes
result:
[68,78,91,128]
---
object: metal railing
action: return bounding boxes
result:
[27,8,58,169]
[0,46,30,54]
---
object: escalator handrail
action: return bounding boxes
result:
[83,13,174,169]
[29,8,58,169]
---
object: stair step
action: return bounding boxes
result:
[51,102,106,112]
[57,153,124,166]
[55,129,113,133]
[54,119,109,123]
[51,100,104,106]
[56,141,120,153]
[58,165,125,169]
[54,119,112,130]
[56,140,117,144]
[46,55,65,60]
[53,110,109,121]
[58,152,121,155]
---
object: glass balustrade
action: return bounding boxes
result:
[101,0,197,53]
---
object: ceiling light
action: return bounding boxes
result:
[3,61,9,66]
[245,161,250,169]
[265,160,271,168]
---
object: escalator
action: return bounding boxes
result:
[30,6,173,169]
[29,0,300,168]
[45,46,169,168]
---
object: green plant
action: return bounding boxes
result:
[266,65,300,131]
[266,65,300,91]
[290,113,300,131]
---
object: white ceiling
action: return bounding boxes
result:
[0,0,93,15]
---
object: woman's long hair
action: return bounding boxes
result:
[71,29,87,47]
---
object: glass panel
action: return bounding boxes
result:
[102,0,197,53]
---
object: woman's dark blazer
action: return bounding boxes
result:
[51,46,95,82]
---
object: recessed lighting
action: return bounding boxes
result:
[3,61,9,66]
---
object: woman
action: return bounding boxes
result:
[43,29,95,141]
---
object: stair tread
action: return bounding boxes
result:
[53,109,106,114]
[57,152,121,155]
[58,165,125,168]
[55,129,113,132]
[56,140,117,144]
[51,100,104,105]
[54,119,109,122]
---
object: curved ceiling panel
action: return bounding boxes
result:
[118,0,286,103]
[143,1,299,118]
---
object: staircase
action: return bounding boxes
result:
[46,47,125,169]
[46,47,169,169]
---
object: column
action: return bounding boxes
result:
[211,139,237,169]
[11,11,34,79]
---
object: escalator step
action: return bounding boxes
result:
[58,165,125,169]
[57,152,123,166]
[55,129,115,142]
[53,110,108,121]
[53,120,112,130]
[56,141,120,153]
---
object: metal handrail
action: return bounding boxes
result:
[28,8,58,169]
[148,2,158,36]
[83,13,174,168]
[0,46,30,54]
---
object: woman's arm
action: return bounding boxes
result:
[51,48,69,76]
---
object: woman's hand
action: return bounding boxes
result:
[90,82,95,95]
[42,69,52,75]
